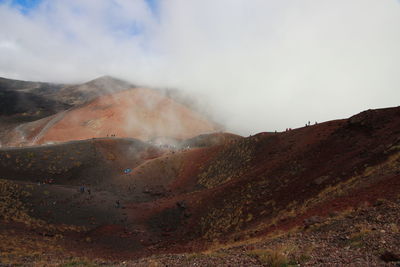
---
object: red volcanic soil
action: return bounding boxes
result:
[5,88,219,146]
[180,132,243,148]
[38,88,217,144]
[181,107,400,242]
[0,107,399,265]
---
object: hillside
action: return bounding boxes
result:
[0,76,133,108]
[2,88,219,147]
[0,76,221,147]
[0,106,399,266]
[0,77,69,127]
[0,76,132,131]
[54,76,134,106]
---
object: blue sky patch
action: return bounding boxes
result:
[2,0,160,13]
[145,0,159,15]
[3,0,42,14]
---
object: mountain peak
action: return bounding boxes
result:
[85,75,134,88]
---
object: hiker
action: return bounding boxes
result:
[87,188,91,195]
[115,200,121,208]
[80,185,85,193]
[124,168,132,174]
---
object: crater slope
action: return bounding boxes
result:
[0,107,399,266]
[0,76,220,147]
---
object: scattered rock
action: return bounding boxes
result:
[304,216,324,228]
[380,251,400,262]
[176,201,186,210]
[313,175,329,185]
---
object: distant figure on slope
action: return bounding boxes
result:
[115,200,121,208]
[80,185,85,193]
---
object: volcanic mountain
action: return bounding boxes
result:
[0,77,220,147]
[0,105,399,266]
[1,77,399,266]
[0,77,69,126]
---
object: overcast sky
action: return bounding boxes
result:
[0,0,399,135]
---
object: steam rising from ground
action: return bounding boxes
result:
[1,0,399,134]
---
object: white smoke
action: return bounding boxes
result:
[1,0,399,134]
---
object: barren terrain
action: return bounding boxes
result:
[1,77,399,266]
[0,101,399,265]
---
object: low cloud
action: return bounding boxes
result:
[1,0,399,134]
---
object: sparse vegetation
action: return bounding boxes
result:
[61,259,98,267]
[0,105,399,266]
[197,138,256,188]
[247,247,296,267]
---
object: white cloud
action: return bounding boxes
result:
[1,0,399,134]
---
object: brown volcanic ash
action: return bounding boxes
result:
[0,106,399,265]
[15,87,218,145]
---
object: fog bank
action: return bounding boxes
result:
[1,0,399,134]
